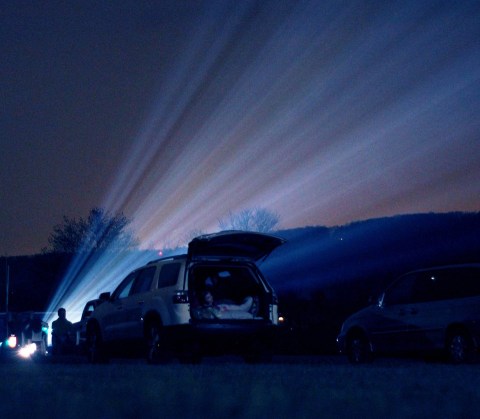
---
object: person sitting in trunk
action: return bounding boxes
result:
[196,290,259,320]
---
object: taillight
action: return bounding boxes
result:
[7,335,17,348]
[267,293,278,305]
[172,290,189,304]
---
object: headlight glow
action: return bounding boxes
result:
[7,335,17,349]
[18,343,37,359]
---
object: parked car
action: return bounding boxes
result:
[337,264,480,363]
[73,299,103,354]
[0,313,18,360]
[20,315,48,358]
[1,312,49,360]
[86,231,285,363]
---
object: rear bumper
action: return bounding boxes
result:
[166,320,276,336]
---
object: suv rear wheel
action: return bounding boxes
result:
[146,320,171,364]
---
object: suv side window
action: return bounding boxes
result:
[130,267,156,295]
[157,263,181,288]
[112,272,137,300]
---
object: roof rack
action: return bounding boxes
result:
[146,254,186,265]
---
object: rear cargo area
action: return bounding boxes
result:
[188,264,268,321]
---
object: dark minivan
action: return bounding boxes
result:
[337,264,480,363]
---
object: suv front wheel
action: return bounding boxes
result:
[86,323,108,363]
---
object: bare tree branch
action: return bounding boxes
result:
[46,207,138,253]
[218,207,280,233]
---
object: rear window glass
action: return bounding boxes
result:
[430,268,480,300]
[157,263,181,288]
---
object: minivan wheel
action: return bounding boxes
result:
[146,321,171,364]
[447,331,474,364]
[86,324,108,364]
[347,333,372,364]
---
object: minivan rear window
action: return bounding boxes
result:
[431,267,480,301]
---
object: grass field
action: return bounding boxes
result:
[1,356,479,418]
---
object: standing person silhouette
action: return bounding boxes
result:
[51,307,73,355]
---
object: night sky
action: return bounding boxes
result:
[2,0,480,256]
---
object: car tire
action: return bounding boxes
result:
[146,321,171,364]
[347,332,372,364]
[447,330,474,364]
[86,324,108,364]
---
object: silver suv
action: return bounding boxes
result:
[337,264,480,363]
[86,231,284,363]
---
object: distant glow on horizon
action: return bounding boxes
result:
[44,1,480,326]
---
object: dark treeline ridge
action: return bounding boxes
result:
[1,211,479,353]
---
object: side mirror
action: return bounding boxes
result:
[99,292,111,302]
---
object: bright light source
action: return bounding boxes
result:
[7,335,17,349]
[18,343,37,359]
